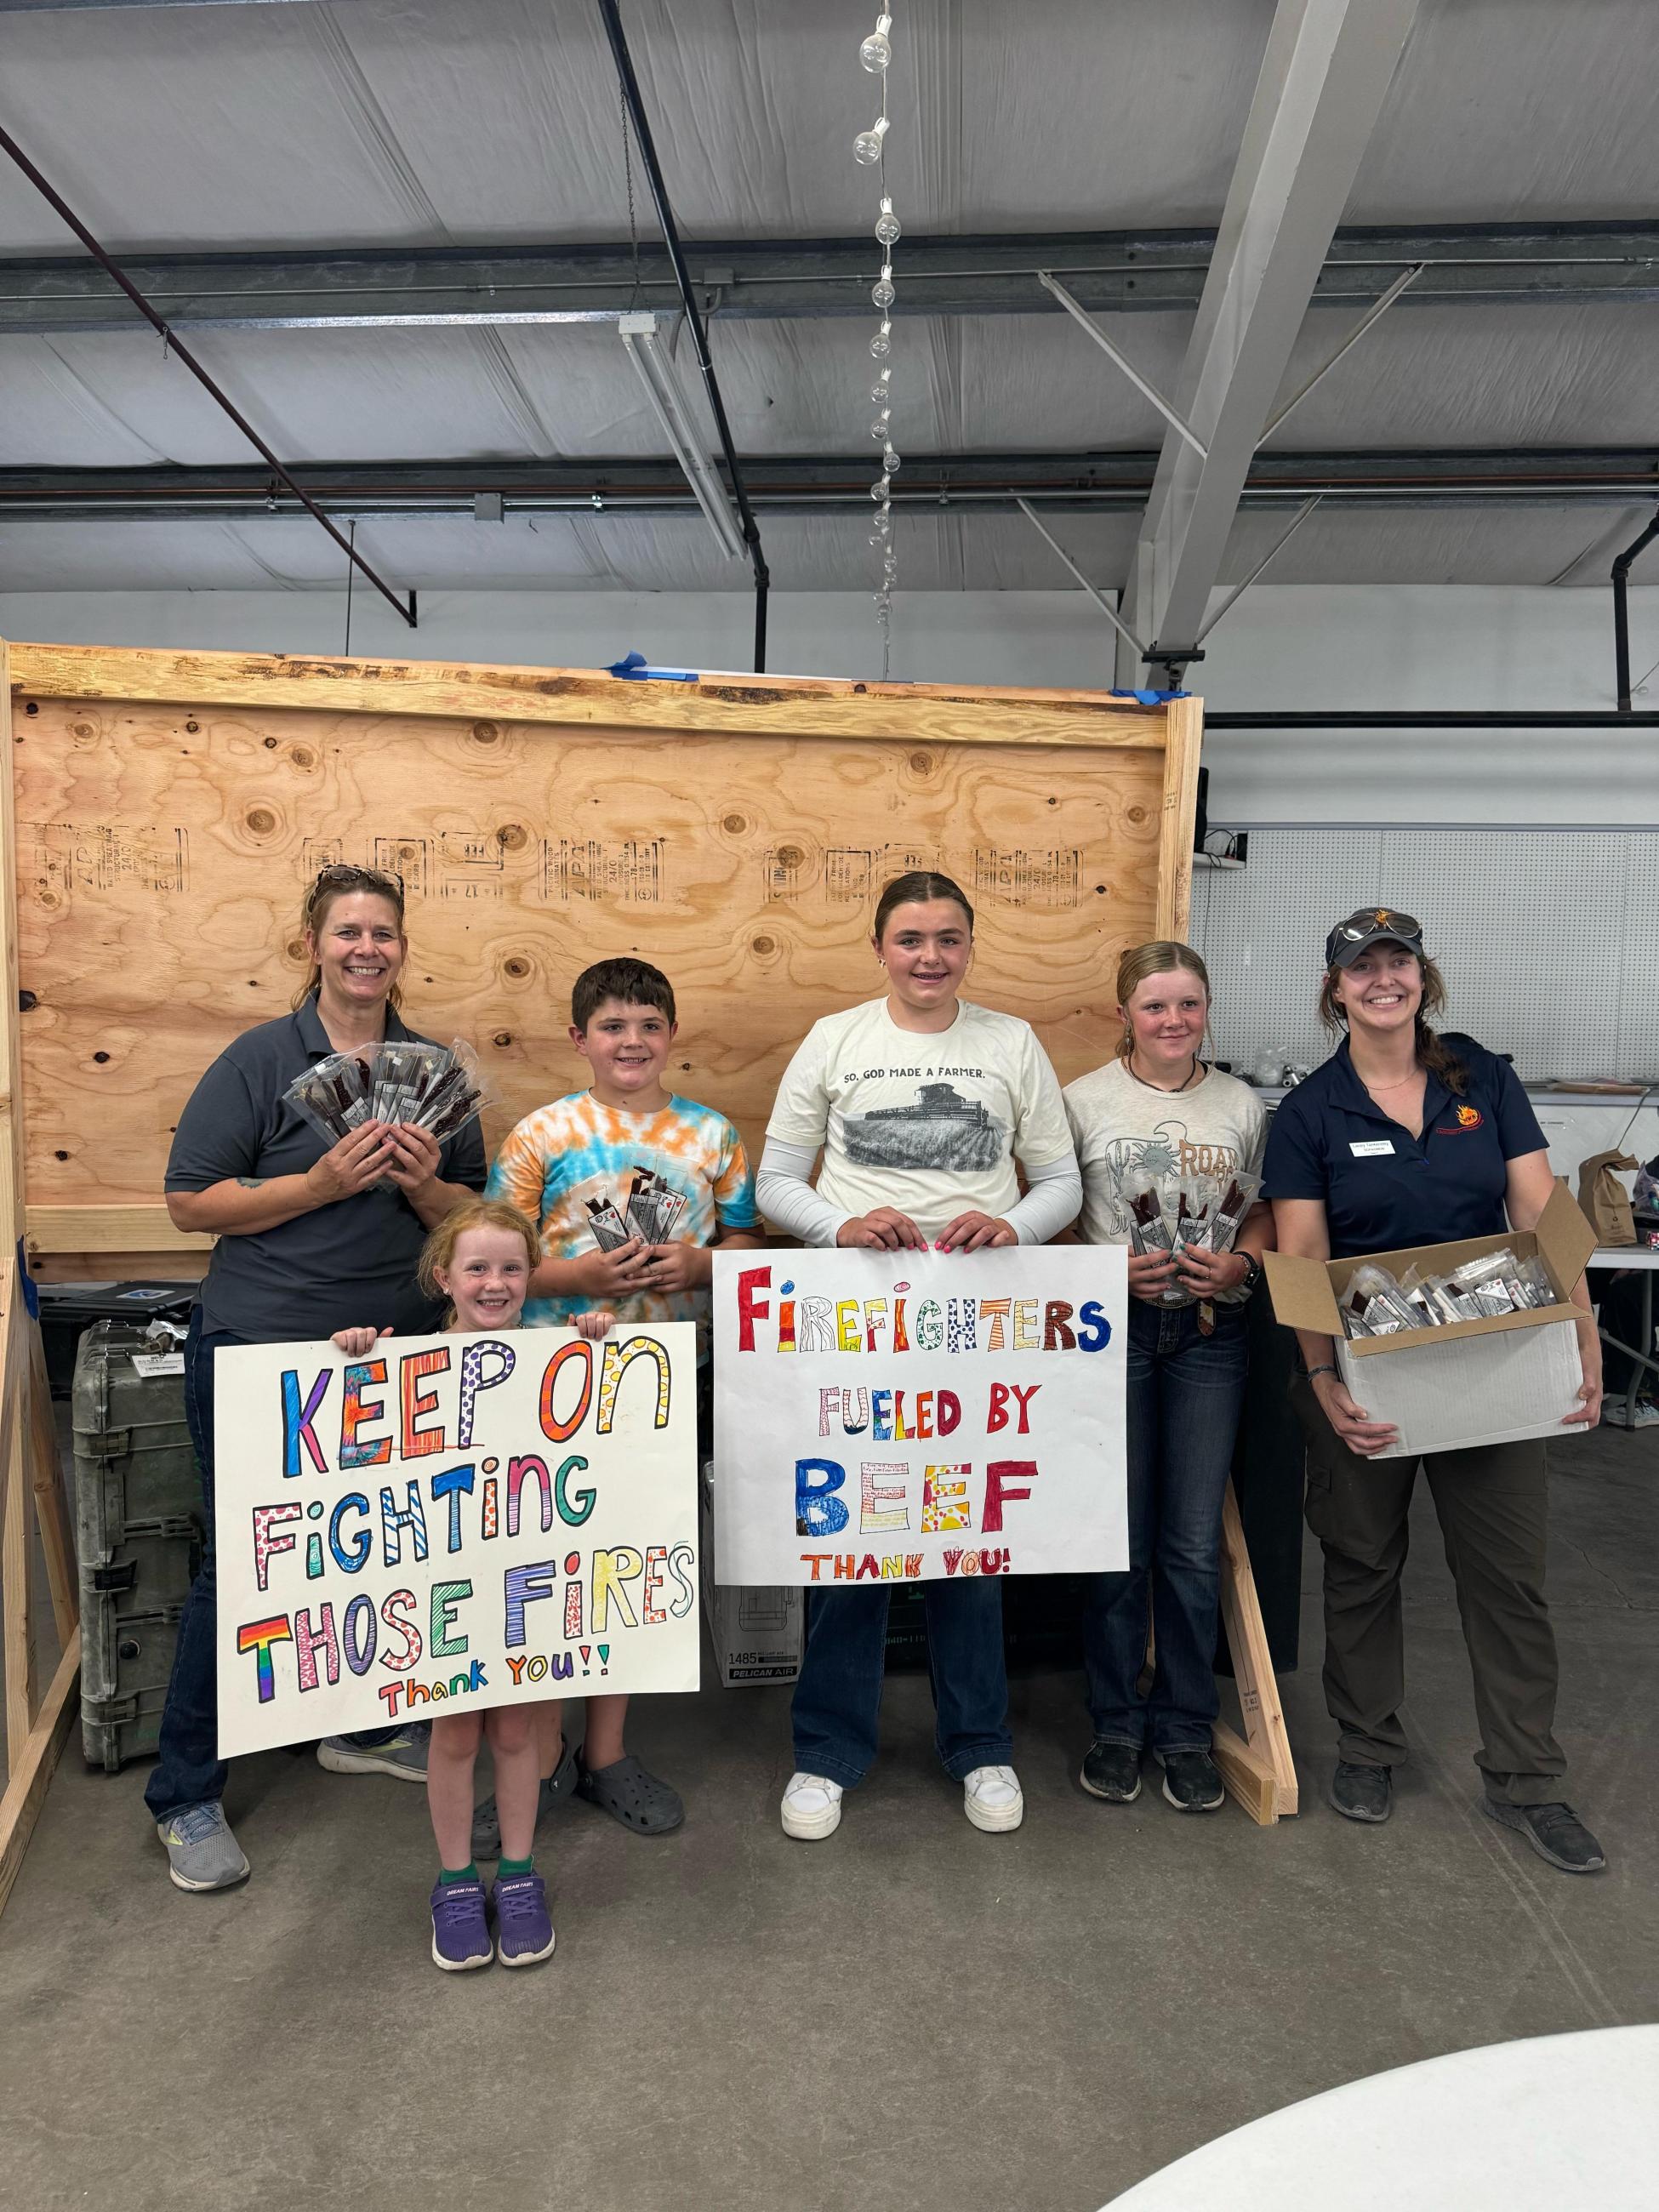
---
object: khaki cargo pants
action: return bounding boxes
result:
[1291,1375,1567,1805]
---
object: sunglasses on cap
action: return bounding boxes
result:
[1325,907,1424,970]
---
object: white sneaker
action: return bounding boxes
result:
[963,1764,1024,1833]
[781,1771,844,1839]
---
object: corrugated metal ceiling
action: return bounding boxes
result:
[0,0,1653,592]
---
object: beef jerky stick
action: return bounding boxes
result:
[586,1195,634,1251]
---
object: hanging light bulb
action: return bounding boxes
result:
[871,510,892,538]
[859,14,892,72]
[869,369,892,404]
[882,444,901,473]
[870,477,891,500]
[872,265,896,310]
[869,410,892,440]
[875,196,902,248]
[869,321,892,358]
[852,114,890,165]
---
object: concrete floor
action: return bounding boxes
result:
[2,1420,1654,2212]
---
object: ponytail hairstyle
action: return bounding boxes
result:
[292,863,408,1011]
[1114,940,1211,1061]
[1319,951,1468,1095]
[872,869,975,944]
[417,1197,542,1323]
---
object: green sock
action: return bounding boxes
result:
[497,1855,534,1878]
[438,1862,478,1886]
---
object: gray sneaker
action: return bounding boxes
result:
[316,1724,430,1781]
[156,1800,250,1892]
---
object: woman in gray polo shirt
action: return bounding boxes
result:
[145,863,486,1893]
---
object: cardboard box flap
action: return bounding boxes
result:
[1536,1176,1597,1292]
[1263,1250,1342,1335]
[1264,1181,1591,1347]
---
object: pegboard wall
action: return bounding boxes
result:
[1191,826,1659,1083]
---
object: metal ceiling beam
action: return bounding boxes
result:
[1118,0,1422,686]
[0,449,1650,520]
[0,225,1654,334]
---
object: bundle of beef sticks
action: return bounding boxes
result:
[286,1039,491,1147]
[584,1167,688,1251]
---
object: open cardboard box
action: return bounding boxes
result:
[1264,1181,1595,1459]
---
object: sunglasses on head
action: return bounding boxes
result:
[309,862,405,898]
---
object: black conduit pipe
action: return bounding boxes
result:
[1611,508,1659,712]
[596,0,772,671]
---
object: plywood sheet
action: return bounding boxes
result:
[14,695,1178,1210]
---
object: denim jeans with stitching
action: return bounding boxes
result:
[1082,1297,1248,1753]
[790,1579,1012,1789]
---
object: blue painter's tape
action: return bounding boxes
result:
[608,650,699,682]
[1109,686,1190,704]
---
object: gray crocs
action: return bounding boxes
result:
[470,1739,575,1860]
[575,1750,685,1835]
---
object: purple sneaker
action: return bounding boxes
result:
[492,1871,556,1968]
[430,1878,493,1972]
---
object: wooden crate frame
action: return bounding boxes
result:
[0,639,1288,1904]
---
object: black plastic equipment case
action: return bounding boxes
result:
[42,1281,197,1399]
[72,1320,202,1771]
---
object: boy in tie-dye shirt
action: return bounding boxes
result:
[482,956,761,1841]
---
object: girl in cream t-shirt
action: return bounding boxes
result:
[1061,940,1272,1821]
[755,869,1081,1847]
[766,994,1077,1243]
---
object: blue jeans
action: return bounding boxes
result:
[791,1580,1012,1788]
[144,1312,396,1822]
[1082,1299,1248,1753]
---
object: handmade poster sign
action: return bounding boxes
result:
[214,1323,699,1756]
[711,1247,1128,1585]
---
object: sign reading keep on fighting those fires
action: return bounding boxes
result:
[214,1324,699,1757]
[712,1248,1128,1586]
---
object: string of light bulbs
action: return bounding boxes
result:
[854,10,902,677]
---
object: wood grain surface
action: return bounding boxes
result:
[10,642,1169,751]
[6,650,1200,1263]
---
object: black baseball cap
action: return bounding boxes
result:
[1325,907,1424,969]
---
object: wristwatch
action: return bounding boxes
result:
[1237,1252,1263,1297]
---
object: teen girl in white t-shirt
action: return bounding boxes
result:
[757,871,1081,1839]
[1063,942,1270,1815]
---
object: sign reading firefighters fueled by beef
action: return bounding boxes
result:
[710,1247,1128,1586]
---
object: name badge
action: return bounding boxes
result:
[1350,1139,1395,1157]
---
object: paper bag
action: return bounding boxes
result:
[1577,1151,1639,1247]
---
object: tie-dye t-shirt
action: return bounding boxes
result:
[485,1090,758,1354]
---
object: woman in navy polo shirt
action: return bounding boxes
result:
[145,864,486,1894]
[1265,909,1605,1875]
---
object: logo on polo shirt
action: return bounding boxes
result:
[1436,1103,1484,1133]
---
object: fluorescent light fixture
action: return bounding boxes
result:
[619,311,744,559]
